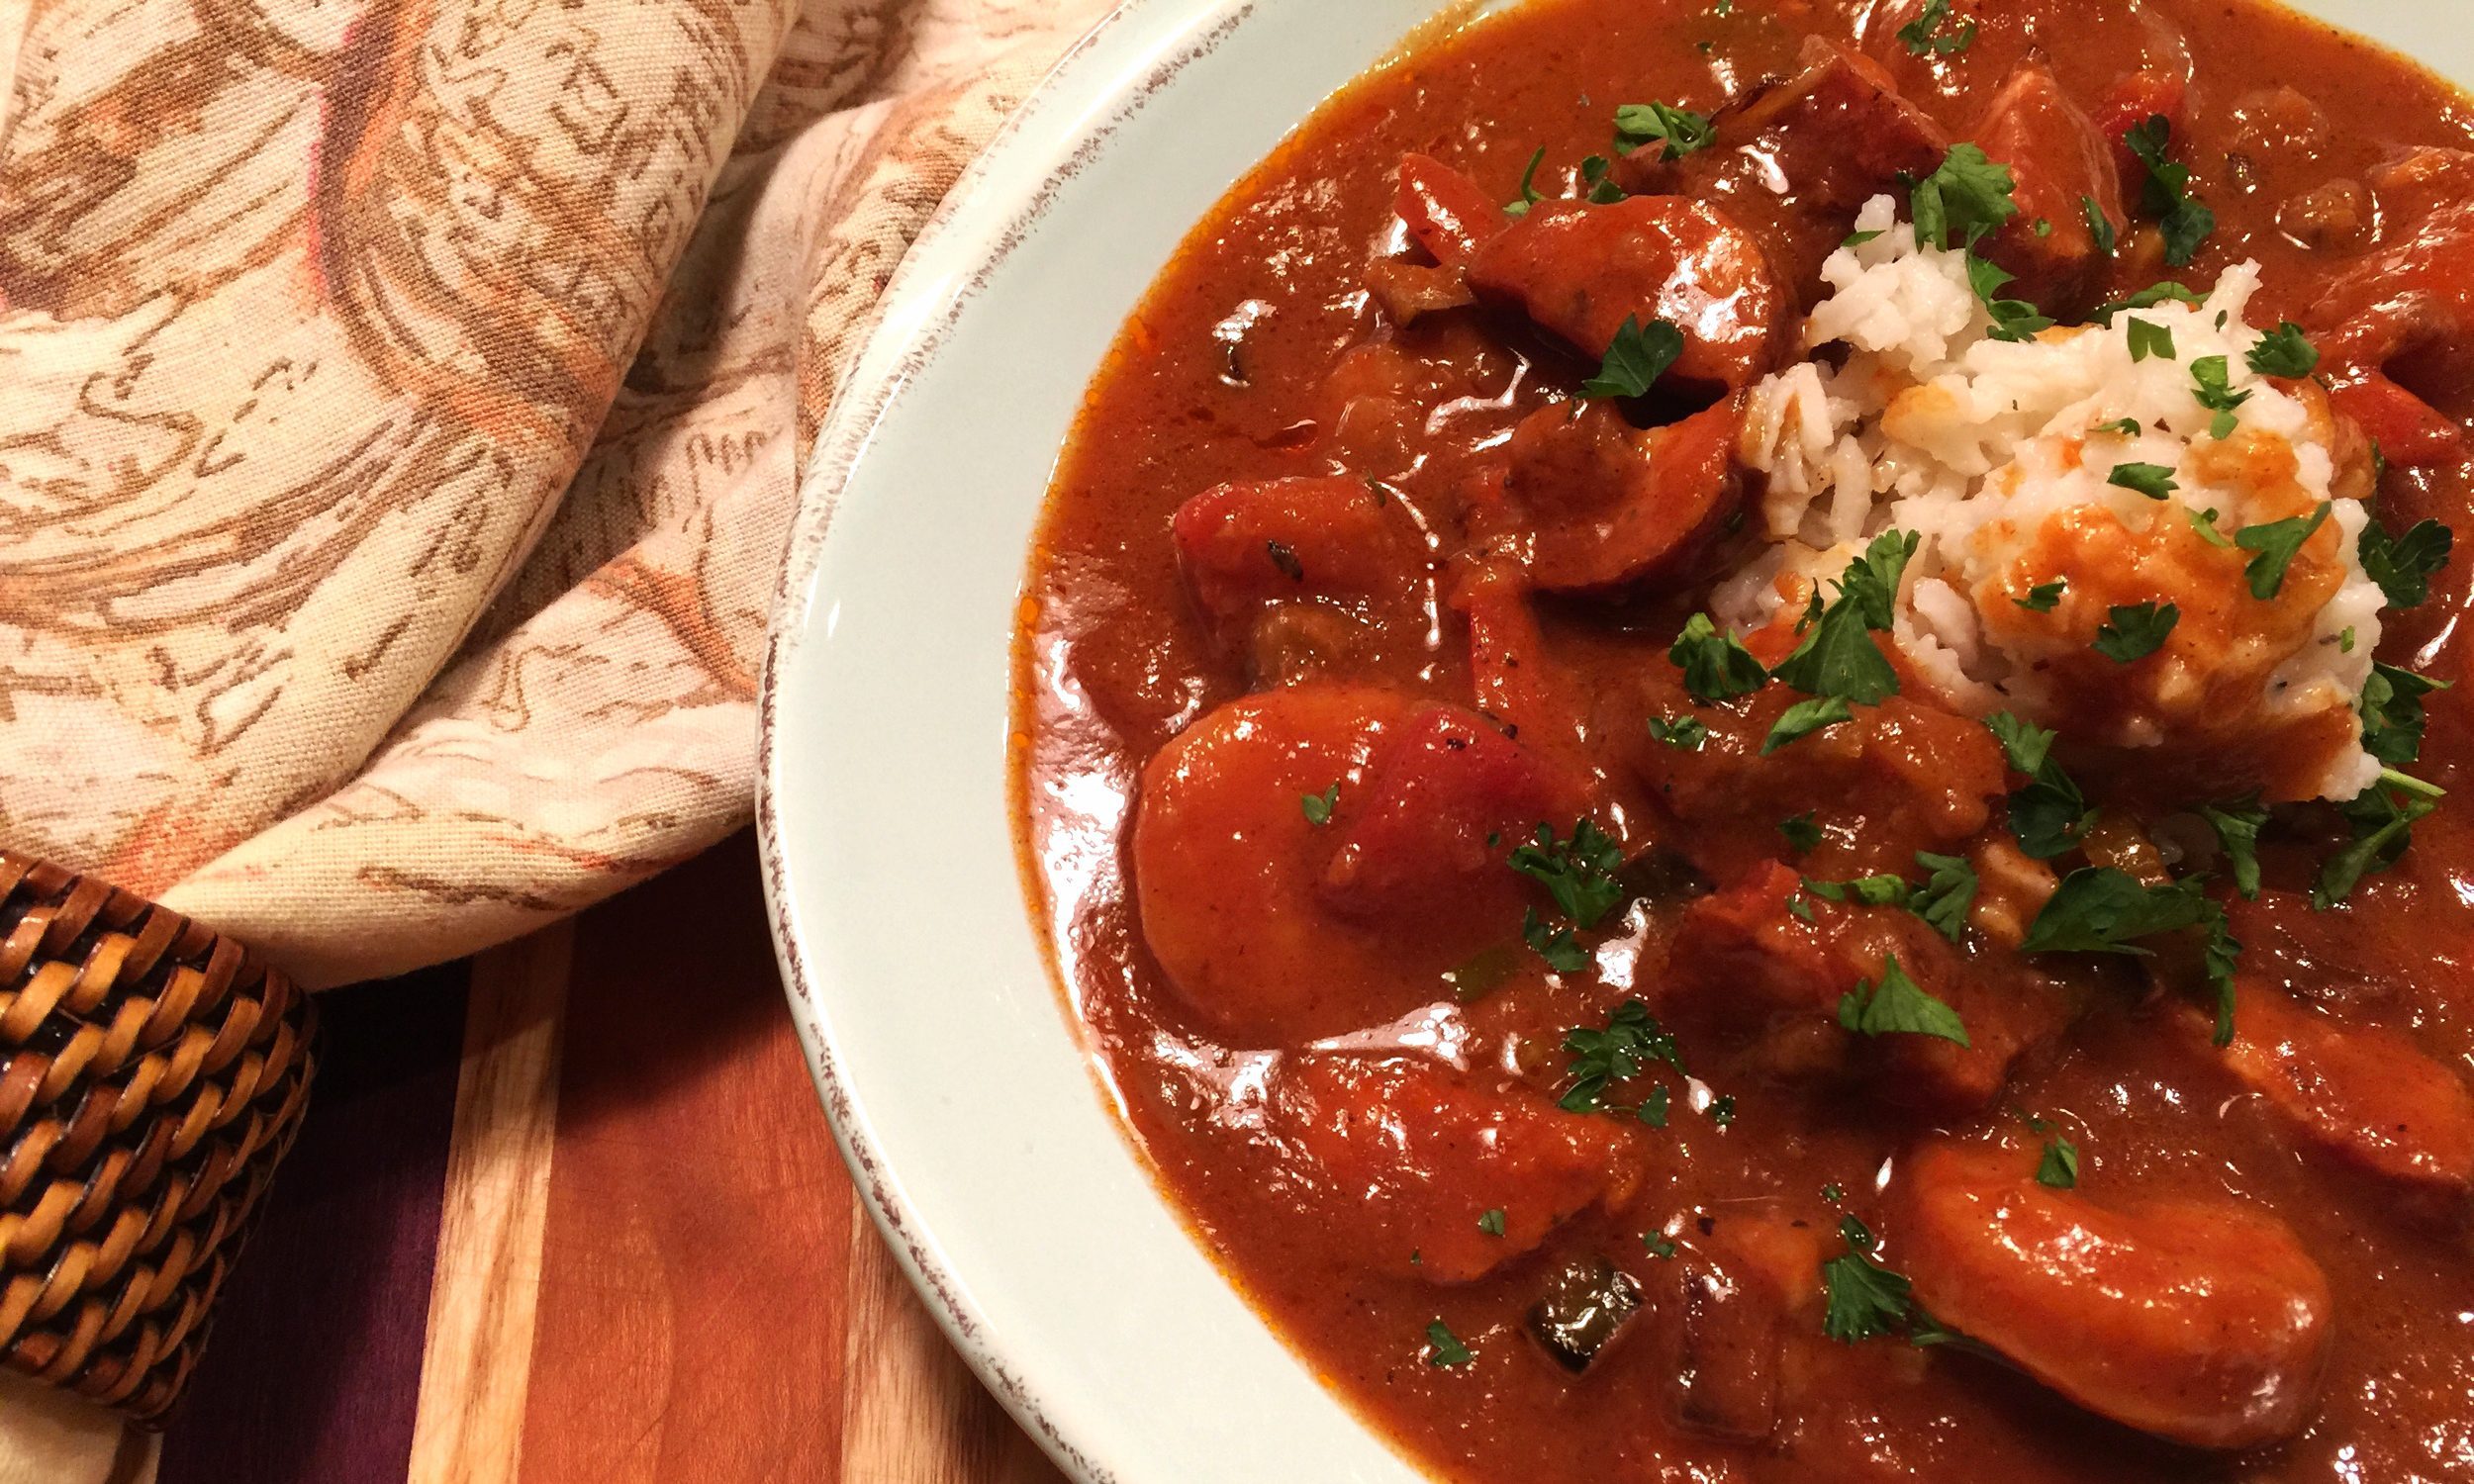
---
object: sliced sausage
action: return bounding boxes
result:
[1898,1140,2334,1450]
[1500,393,1749,595]
[1470,197,1790,395]
[1170,475,1434,678]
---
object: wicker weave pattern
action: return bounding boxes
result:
[0,852,315,1422]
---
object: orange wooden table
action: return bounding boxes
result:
[158,834,1066,1484]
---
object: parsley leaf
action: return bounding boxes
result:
[1844,228,1886,248]
[2016,579,2066,612]
[2236,503,2330,600]
[1639,1084,1671,1128]
[1477,1208,1507,1237]
[1614,101,1717,161]
[1910,144,2019,251]
[1966,252,2053,342]
[1504,146,1548,218]
[2036,1138,2080,1189]
[1577,153,1626,205]
[1987,711,2056,775]
[1669,613,1769,700]
[1510,818,1626,928]
[1581,316,1686,399]
[2359,518,2454,608]
[2246,322,2319,378]
[2360,663,2451,767]
[1644,1232,1678,1258]
[2095,417,2141,436]
[2082,195,2118,255]
[2093,602,2178,663]
[1301,783,1338,826]
[1910,851,1978,942]
[1708,1094,1737,1127]
[1523,908,1590,974]
[2092,281,2204,324]
[1898,0,1977,54]
[1763,695,1855,754]
[2189,355,2250,438]
[1838,954,1970,1045]
[2020,868,2213,956]
[1805,875,1910,907]
[2109,461,2178,499]
[1650,714,1709,750]
[2125,318,2175,362]
[1780,812,1823,854]
[1426,1319,1474,1367]
[2123,115,2215,267]
[1561,1001,1687,1113]
[1823,1216,1915,1343]
[1771,530,1916,705]
[2189,507,2233,547]
[2315,770,2444,907]
[2199,797,2269,899]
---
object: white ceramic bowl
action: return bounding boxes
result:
[758,3,2470,1478]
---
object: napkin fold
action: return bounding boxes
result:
[2,0,1106,1467]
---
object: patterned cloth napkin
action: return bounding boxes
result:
[2,0,1108,1469]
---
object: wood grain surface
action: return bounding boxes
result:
[161,835,1066,1484]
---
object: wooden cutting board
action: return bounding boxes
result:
[158,836,1067,1484]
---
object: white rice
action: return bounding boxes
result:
[1731,195,2383,800]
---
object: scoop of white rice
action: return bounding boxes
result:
[1727,196,2383,801]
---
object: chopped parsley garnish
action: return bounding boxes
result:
[1780,812,1823,854]
[1822,1183,1845,1204]
[2036,1138,2080,1189]
[1651,713,1710,750]
[1644,1232,1678,1259]
[1581,315,1686,399]
[1838,954,1970,1045]
[2236,503,2330,600]
[1301,783,1339,826]
[1708,1094,1737,1127]
[1763,695,1855,754]
[2035,218,2054,238]
[1477,1208,1507,1237]
[1910,144,2018,251]
[1911,851,1978,943]
[1987,710,2056,774]
[1823,1216,1915,1343]
[1560,1000,1687,1114]
[1524,908,1590,974]
[1510,818,1626,927]
[2359,517,2454,608]
[1639,1084,1671,1128]
[2199,797,2269,899]
[2016,579,2066,612]
[1844,228,1886,248]
[2360,662,2450,767]
[1503,146,1549,218]
[1266,540,1304,580]
[1966,252,2053,342]
[2082,195,2118,255]
[2093,602,2178,663]
[2246,322,2320,379]
[1426,1319,1474,1367]
[1669,612,1769,700]
[2123,115,2215,267]
[1898,0,1977,54]
[2021,868,2215,954]
[2108,461,2178,499]
[2189,355,2250,438]
[1805,874,1909,907]
[2092,281,2203,324]
[1987,711,2090,859]
[1771,529,1915,705]
[2189,507,2233,548]
[2125,318,2175,362]
[1577,153,1626,204]
[2340,626,2357,653]
[2316,770,2445,908]
[1614,101,1717,161]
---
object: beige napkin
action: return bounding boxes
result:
[1,0,1109,1468]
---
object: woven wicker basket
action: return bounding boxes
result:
[0,853,316,1423]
